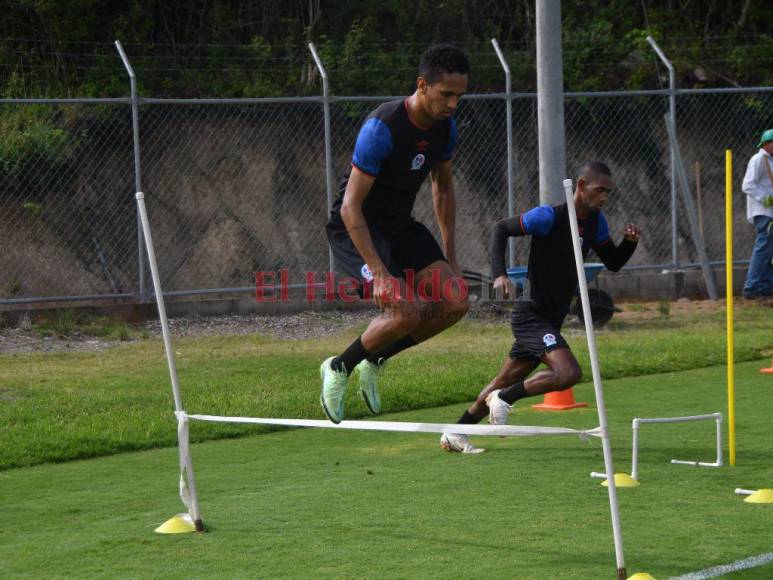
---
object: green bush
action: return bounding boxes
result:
[0,106,70,175]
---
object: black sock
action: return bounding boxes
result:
[457,409,485,424]
[367,335,418,364]
[331,336,370,376]
[498,381,528,405]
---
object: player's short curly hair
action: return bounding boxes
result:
[418,44,470,85]
[578,160,612,181]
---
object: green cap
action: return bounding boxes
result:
[757,129,773,148]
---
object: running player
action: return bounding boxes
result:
[441,161,642,453]
[320,44,470,423]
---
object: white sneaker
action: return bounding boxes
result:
[485,389,512,425]
[354,358,384,414]
[440,432,485,454]
[320,357,348,423]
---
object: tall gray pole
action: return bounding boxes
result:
[308,43,336,275]
[491,39,516,268]
[647,36,679,269]
[664,115,719,300]
[536,0,567,205]
[115,40,146,300]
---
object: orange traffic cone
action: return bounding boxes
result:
[532,387,588,411]
[761,356,773,375]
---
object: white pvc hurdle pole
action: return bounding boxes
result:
[136,192,204,531]
[563,179,626,580]
[632,414,723,477]
[631,419,641,480]
[668,413,723,467]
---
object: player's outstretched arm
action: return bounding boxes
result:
[430,160,460,276]
[490,215,529,279]
[341,167,394,308]
[593,222,642,272]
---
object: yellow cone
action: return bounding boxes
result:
[627,573,656,579]
[601,473,640,488]
[155,513,197,534]
[744,489,773,504]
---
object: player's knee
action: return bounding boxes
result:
[443,295,469,319]
[389,309,422,335]
[556,365,582,389]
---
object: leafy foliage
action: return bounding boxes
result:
[0,1,771,98]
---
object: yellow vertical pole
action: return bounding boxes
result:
[725,149,736,466]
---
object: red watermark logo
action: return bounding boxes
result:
[254,268,469,304]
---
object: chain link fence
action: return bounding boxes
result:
[1,102,137,301]
[1,85,769,305]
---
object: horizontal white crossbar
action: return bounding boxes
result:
[671,460,720,467]
[186,413,603,439]
[631,412,723,480]
[633,413,722,426]
[669,552,773,579]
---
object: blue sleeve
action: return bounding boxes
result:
[594,212,611,245]
[521,205,556,236]
[440,117,457,161]
[351,118,393,176]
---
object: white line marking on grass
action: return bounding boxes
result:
[670,552,773,579]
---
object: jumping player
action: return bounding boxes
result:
[441,161,642,453]
[320,44,470,423]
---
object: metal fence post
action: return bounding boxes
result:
[308,43,336,275]
[664,114,719,300]
[491,39,516,269]
[115,40,146,300]
[647,36,679,269]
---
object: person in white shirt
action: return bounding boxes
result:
[741,129,773,299]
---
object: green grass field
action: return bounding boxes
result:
[1,302,771,470]
[2,302,773,578]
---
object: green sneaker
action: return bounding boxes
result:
[355,358,384,414]
[320,357,348,423]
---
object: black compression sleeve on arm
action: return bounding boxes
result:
[490,216,527,278]
[593,239,637,272]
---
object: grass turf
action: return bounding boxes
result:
[1,301,771,470]
[1,361,772,579]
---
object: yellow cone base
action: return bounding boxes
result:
[155,513,197,534]
[627,573,656,579]
[601,473,640,488]
[744,489,773,504]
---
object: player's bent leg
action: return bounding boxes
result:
[321,278,419,423]
[440,356,535,450]
[469,356,537,418]
[360,284,423,352]
[347,280,421,417]
[526,347,582,395]
[409,261,469,343]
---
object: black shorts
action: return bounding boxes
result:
[326,219,446,293]
[508,307,569,362]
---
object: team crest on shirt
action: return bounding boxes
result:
[361,264,374,282]
[411,154,425,171]
[543,333,557,347]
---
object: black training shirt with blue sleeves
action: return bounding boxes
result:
[330,99,457,233]
[491,203,636,327]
